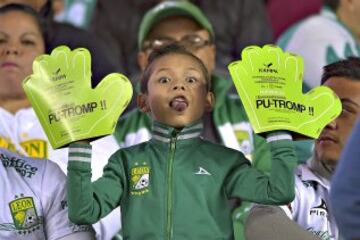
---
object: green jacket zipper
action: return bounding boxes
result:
[166,134,177,240]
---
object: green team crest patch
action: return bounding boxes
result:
[130,165,150,196]
[9,195,41,232]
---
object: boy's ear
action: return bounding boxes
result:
[137,93,151,113]
[205,91,215,112]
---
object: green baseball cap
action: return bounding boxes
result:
[138,0,215,50]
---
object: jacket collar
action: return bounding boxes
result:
[151,120,203,143]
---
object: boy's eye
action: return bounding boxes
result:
[186,76,197,84]
[158,77,171,84]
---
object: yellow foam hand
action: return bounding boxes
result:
[228,45,342,138]
[23,46,133,148]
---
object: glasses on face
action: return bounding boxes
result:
[142,34,212,51]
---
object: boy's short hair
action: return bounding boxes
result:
[138,0,214,50]
[140,44,211,93]
[321,57,360,84]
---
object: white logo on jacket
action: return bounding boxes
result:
[195,167,211,176]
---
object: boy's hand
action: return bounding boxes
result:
[23,46,133,149]
[228,45,341,139]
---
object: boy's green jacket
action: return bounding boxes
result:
[67,121,297,239]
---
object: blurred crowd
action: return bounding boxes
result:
[1,0,360,240]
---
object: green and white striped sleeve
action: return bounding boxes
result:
[69,143,92,163]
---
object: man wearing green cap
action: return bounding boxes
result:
[112,1,273,239]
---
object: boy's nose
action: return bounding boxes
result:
[173,85,185,91]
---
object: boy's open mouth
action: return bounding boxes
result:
[170,96,188,112]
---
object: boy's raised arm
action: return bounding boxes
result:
[67,142,125,224]
[226,131,297,204]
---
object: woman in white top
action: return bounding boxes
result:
[0,3,121,239]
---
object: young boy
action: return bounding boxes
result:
[66,45,297,239]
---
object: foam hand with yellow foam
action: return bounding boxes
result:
[228,45,341,138]
[23,46,133,149]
